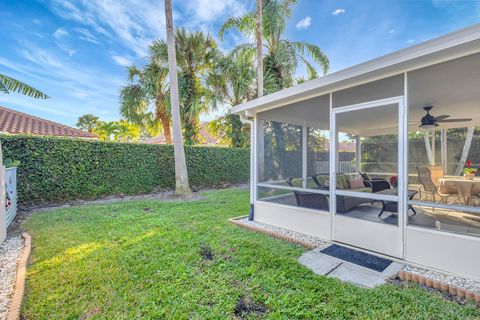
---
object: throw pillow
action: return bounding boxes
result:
[349,178,365,189]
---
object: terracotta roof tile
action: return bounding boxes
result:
[0,106,97,138]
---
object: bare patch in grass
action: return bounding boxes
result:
[234,296,267,318]
[200,244,214,261]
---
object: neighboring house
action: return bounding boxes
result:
[141,122,223,146]
[233,24,480,281]
[0,106,97,139]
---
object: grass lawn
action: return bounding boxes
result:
[23,188,479,319]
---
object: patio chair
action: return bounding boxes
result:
[428,165,444,186]
[360,172,391,193]
[292,191,330,210]
[416,166,458,204]
[285,177,330,210]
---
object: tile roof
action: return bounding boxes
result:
[141,122,223,145]
[0,106,97,138]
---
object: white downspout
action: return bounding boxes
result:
[240,114,255,220]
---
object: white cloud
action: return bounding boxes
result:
[406,39,415,44]
[75,28,99,44]
[49,0,167,57]
[112,55,132,67]
[68,50,76,57]
[296,16,312,30]
[53,28,69,39]
[387,29,395,34]
[332,9,346,15]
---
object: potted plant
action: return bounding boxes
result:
[463,160,477,180]
[390,175,398,191]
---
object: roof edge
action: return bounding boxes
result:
[232,23,480,115]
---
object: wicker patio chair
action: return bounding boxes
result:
[292,191,330,210]
[285,177,330,210]
[416,166,458,204]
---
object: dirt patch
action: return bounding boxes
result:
[200,244,214,261]
[234,296,267,318]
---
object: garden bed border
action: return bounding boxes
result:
[6,233,31,320]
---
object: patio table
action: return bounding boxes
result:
[438,176,480,206]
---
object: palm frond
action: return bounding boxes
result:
[0,74,49,99]
[299,57,318,80]
[219,14,256,40]
[290,41,329,74]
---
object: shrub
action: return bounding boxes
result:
[0,135,249,205]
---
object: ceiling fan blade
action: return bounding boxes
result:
[434,115,450,121]
[437,118,473,123]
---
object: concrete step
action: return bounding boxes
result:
[298,244,404,288]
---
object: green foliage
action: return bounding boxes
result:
[3,158,20,168]
[22,189,480,319]
[0,73,49,99]
[93,120,141,142]
[0,135,249,205]
[76,114,101,133]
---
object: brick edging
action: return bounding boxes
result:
[399,270,480,302]
[228,217,318,249]
[7,232,32,320]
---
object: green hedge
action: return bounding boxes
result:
[1,135,249,206]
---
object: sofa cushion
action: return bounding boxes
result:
[337,174,350,189]
[289,178,318,189]
[289,178,303,188]
[315,175,329,188]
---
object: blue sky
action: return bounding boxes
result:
[1,0,480,128]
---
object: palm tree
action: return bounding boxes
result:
[94,121,118,141]
[120,64,170,143]
[0,74,49,99]
[151,28,221,145]
[164,0,191,196]
[207,50,257,147]
[76,114,101,133]
[220,0,329,90]
[116,120,140,142]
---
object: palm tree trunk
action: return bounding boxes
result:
[164,0,191,196]
[256,0,263,98]
[160,116,172,144]
[156,101,172,144]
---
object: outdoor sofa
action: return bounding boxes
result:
[286,173,391,213]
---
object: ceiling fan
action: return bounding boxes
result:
[419,106,472,129]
